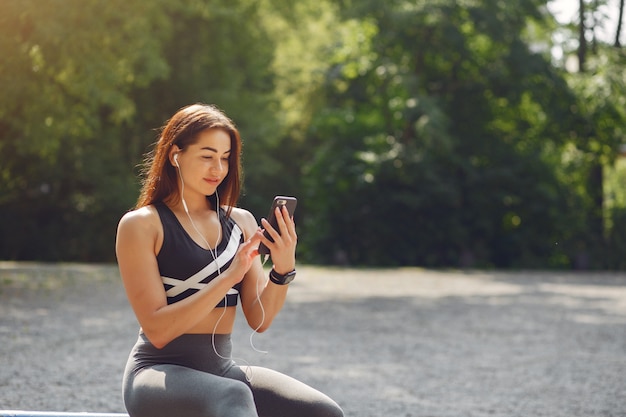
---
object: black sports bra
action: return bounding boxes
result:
[155,202,244,307]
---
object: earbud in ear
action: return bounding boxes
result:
[174,153,179,167]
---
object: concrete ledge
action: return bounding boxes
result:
[0,412,127,417]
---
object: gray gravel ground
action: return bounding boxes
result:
[1,263,625,417]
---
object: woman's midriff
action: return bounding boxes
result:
[187,305,237,334]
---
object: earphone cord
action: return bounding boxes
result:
[249,282,268,355]
[177,162,266,382]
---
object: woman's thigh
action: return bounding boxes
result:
[226,366,344,417]
[124,364,258,417]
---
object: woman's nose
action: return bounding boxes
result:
[211,159,225,173]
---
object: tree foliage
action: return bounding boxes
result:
[299,0,626,268]
[1,0,625,269]
[0,0,279,260]
[0,0,170,259]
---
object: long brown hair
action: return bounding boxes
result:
[135,103,242,216]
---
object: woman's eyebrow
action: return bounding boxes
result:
[200,147,231,153]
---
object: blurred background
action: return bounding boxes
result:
[1,0,625,269]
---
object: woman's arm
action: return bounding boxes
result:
[233,206,297,332]
[115,206,261,348]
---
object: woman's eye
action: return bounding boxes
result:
[201,155,229,162]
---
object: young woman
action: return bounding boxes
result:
[115,104,344,417]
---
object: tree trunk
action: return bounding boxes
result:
[616,0,625,47]
[578,0,587,71]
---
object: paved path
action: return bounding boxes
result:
[1,263,625,416]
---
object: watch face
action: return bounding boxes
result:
[270,269,296,285]
[283,272,296,284]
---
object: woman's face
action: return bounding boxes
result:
[173,128,231,197]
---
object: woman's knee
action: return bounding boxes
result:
[331,404,345,417]
[127,374,257,417]
[318,400,344,417]
[175,379,256,417]
[216,379,257,416]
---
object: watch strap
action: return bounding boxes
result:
[269,268,296,285]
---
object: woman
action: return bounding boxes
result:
[115,104,344,417]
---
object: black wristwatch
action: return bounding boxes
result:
[269,268,296,285]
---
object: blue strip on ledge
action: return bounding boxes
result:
[0,412,128,417]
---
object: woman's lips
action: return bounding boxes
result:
[204,178,221,185]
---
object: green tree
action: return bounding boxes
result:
[0,0,169,260]
[554,0,626,267]
[0,0,296,261]
[300,0,589,267]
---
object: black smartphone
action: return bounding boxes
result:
[258,196,298,256]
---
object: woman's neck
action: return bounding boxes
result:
[171,193,216,215]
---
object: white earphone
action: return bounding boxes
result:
[174,153,180,167]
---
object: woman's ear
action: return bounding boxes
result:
[169,145,181,167]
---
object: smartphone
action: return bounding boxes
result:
[258,196,298,256]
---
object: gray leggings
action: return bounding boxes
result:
[122,333,344,417]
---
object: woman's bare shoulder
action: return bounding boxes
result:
[227,206,258,237]
[116,205,164,257]
[118,205,161,234]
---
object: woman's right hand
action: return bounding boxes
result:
[226,228,263,283]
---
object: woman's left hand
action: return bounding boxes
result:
[260,205,297,274]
